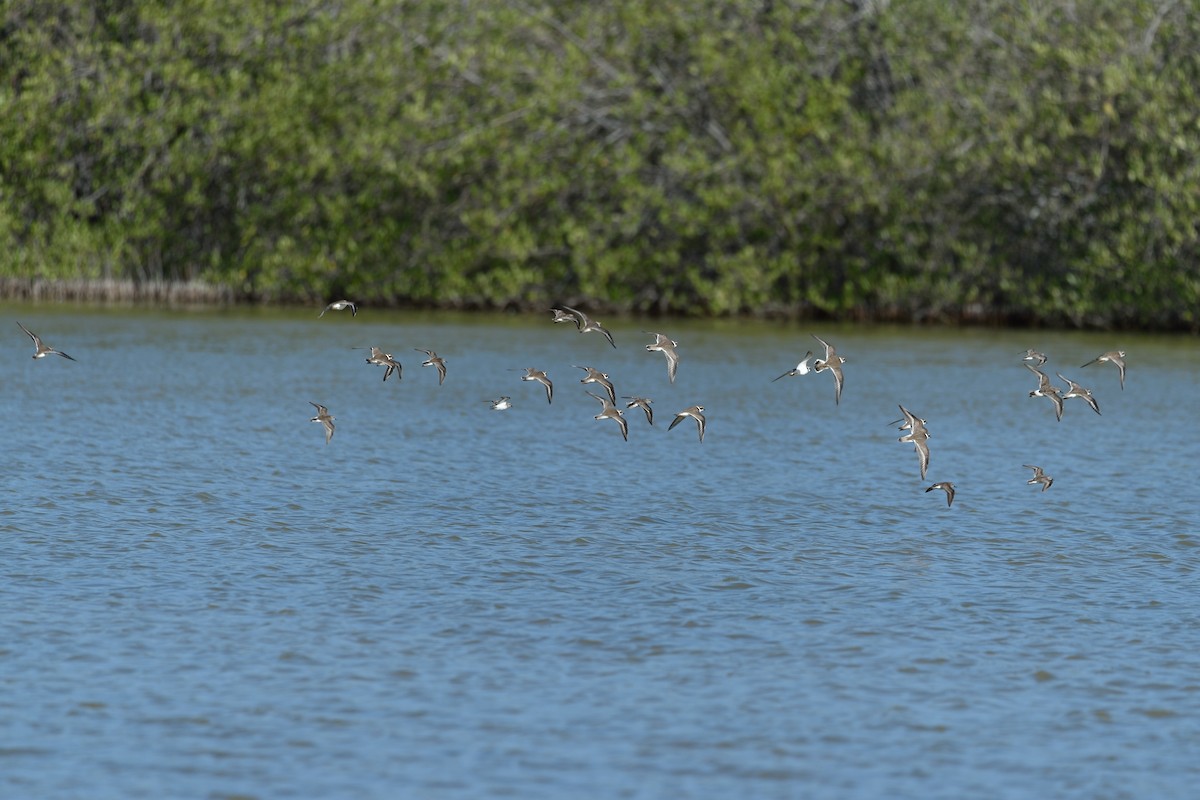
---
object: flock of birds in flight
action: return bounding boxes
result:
[16,304,1128,507]
[316,301,714,445]
[917,346,1125,506]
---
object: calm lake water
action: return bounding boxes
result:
[3,305,1199,799]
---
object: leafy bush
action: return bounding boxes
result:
[1,0,1195,329]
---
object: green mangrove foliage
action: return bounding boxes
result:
[1,0,1197,328]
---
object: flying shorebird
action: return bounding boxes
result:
[772,351,814,382]
[1057,373,1100,415]
[901,428,931,481]
[890,403,928,432]
[904,433,931,481]
[414,349,447,385]
[668,405,706,443]
[586,391,629,441]
[895,404,931,480]
[309,402,335,444]
[812,334,845,405]
[925,482,956,507]
[1081,350,1126,390]
[518,367,554,404]
[622,396,654,426]
[1026,364,1064,421]
[644,332,680,383]
[552,305,616,347]
[16,322,76,361]
[574,365,616,405]
[1021,348,1048,366]
[319,300,357,317]
[487,396,512,411]
[1024,464,1054,492]
[363,346,402,382]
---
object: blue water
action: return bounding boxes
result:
[4,307,1199,798]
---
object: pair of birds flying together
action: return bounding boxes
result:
[772,334,845,405]
[552,304,616,348]
[357,346,447,385]
[921,462,1056,506]
[893,404,931,481]
[552,306,683,387]
[920,462,1054,509]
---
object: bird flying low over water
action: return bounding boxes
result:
[487,396,512,411]
[319,300,357,317]
[644,332,680,383]
[895,404,931,480]
[1080,350,1126,390]
[518,367,554,404]
[772,351,814,382]
[364,346,402,382]
[552,305,616,347]
[1057,373,1100,415]
[925,482,956,507]
[622,396,654,426]
[890,404,927,432]
[586,391,629,441]
[812,334,845,405]
[1025,364,1064,421]
[1021,348,1048,366]
[574,365,616,405]
[414,349,447,385]
[309,402,335,444]
[17,321,76,361]
[1024,464,1054,491]
[669,405,706,442]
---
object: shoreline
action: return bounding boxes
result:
[0,277,1192,332]
[0,277,236,306]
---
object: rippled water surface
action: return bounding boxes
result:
[4,306,1199,798]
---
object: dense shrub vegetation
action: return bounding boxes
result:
[1,1,1197,328]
